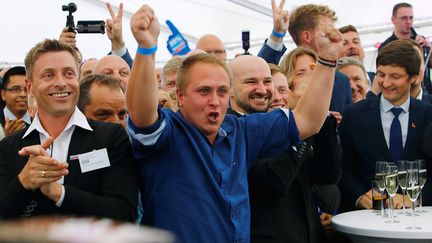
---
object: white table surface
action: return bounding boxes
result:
[332,206,432,242]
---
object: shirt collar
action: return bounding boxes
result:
[3,106,31,124]
[23,107,92,139]
[380,95,410,113]
[416,88,423,100]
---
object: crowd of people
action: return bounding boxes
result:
[0,1,431,243]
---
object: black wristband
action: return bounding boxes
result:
[317,57,337,68]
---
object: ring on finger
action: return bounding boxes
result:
[41,171,46,178]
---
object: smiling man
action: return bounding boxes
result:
[0,66,31,136]
[127,4,343,243]
[339,40,432,211]
[0,39,138,221]
[229,55,273,115]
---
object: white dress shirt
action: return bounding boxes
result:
[22,107,93,206]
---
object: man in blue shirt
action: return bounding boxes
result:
[127,4,343,242]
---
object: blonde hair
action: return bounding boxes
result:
[289,4,337,45]
[176,53,232,92]
[279,47,317,87]
[161,56,184,87]
[24,39,79,80]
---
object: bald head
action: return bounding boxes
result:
[196,34,226,61]
[93,55,130,90]
[229,55,273,114]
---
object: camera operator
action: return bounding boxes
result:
[58,2,133,68]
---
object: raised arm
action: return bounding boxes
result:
[127,5,160,128]
[293,28,343,139]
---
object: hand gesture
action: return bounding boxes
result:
[356,190,373,209]
[130,5,160,48]
[18,137,69,190]
[415,35,431,48]
[315,26,343,61]
[4,117,26,136]
[59,27,77,47]
[106,2,125,51]
[271,0,289,34]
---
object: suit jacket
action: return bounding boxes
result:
[257,40,352,113]
[248,115,342,243]
[0,120,138,222]
[339,95,432,211]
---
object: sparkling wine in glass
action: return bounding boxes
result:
[417,159,427,213]
[385,164,399,223]
[375,161,388,217]
[398,161,408,214]
[406,166,422,230]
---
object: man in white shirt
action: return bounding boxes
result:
[0,39,138,221]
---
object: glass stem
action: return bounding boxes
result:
[402,190,406,213]
[419,190,423,209]
[380,189,384,217]
[391,197,394,223]
[411,201,415,229]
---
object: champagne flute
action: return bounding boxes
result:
[397,161,408,215]
[385,163,399,223]
[406,163,422,230]
[417,159,427,213]
[375,161,387,217]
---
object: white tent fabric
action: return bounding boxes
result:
[1,0,431,70]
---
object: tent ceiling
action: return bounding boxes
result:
[1,0,431,69]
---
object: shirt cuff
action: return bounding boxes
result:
[266,38,284,52]
[111,46,127,57]
[55,185,65,207]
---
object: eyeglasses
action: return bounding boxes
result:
[4,86,28,94]
[205,49,226,55]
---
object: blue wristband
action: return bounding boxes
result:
[272,29,286,38]
[137,45,157,55]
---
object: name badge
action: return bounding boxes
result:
[78,148,110,173]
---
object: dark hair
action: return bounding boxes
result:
[376,39,420,78]
[1,66,26,89]
[78,74,124,112]
[392,2,412,17]
[339,25,358,34]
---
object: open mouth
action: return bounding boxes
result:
[250,93,269,105]
[49,92,71,98]
[208,111,219,122]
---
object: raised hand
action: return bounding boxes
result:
[271,0,288,34]
[106,2,125,50]
[4,117,26,136]
[18,137,69,190]
[315,25,343,61]
[59,27,77,47]
[130,5,160,48]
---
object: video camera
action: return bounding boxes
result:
[242,30,250,55]
[62,3,105,34]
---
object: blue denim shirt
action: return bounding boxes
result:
[128,108,300,243]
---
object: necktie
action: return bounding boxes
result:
[389,107,403,162]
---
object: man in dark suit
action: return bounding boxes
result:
[257,2,351,113]
[339,40,432,211]
[0,39,138,221]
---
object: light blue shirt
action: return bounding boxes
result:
[380,95,410,149]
